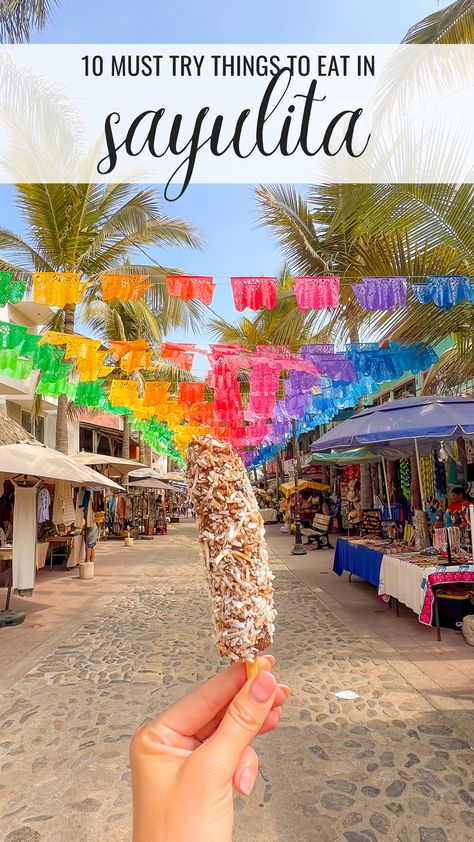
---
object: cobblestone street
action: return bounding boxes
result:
[1,523,474,842]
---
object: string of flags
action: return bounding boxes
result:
[163,273,473,313]
[0,269,472,467]
[0,317,443,466]
[2,271,473,315]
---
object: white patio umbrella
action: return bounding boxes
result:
[70,451,146,477]
[0,441,124,610]
[128,468,163,480]
[0,441,124,489]
[128,478,170,490]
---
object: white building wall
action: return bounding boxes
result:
[43,412,57,449]
[0,298,79,451]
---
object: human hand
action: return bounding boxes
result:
[130,656,289,842]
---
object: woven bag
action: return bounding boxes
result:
[462,614,474,646]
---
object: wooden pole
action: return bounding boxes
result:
[291,418,306,556]
[381,456,392,518]
[414,438,425,510]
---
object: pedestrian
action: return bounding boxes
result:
[85,504,99,563]
[130,656,288,842]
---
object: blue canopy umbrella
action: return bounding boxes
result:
[311,396,474,510]
[311,396,474,451]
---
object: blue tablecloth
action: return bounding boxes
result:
[333,538,383,587]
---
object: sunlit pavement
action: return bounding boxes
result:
[0,522,473,842]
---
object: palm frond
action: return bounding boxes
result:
[0,0,57,42]
[422,343,474,395]
[403,0,474,44]
[374,0,473,124]
[254,184,334,274]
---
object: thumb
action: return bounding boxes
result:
[200,670,277,780]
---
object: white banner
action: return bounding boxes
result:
[0,44,472,196]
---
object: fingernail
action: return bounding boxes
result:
[238,766,255,796]
[250,671,277,703]
[278,684,291,699]
[259,655,275,671]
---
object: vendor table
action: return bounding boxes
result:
[379,554,474,638]
[333,537,383,587]
[333,538,474,638]
[260,508,277,523]
[45,535,75,570]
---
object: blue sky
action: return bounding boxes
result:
[1,0,441,357]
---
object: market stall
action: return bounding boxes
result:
[313,398,474,635]
[333,534,474,637]
[0,438,123,626]
[311,395,474,506]
[333,537,383,587]
[279,479,331,527]
[128,476,170,535]
[378,551,474,631]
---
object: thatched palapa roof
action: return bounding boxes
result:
[0,412,37,447]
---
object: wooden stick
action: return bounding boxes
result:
[246,658,259,680]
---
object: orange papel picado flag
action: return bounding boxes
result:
[157,401,187,425]
[109,379,140,409]
[101,273,152,302]
[161,342,195,372]
[76,348,114,381]
[109,339,153,374]
[33,273,88,307]
[178,382,205,406]
[142,381,170,407]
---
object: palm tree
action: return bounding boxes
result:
[81,296,196,459]
[254,179,473,382]
[253,180,473,499]
[251,0,473,367]
[0,183,202,452]
[0,0,57,42]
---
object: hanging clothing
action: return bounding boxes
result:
[12,480,40,595]
[117,495,127,520]
[52,481,76,526]
[37,486,51,523]
[80,488,91,512]
[75,489,85,528]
